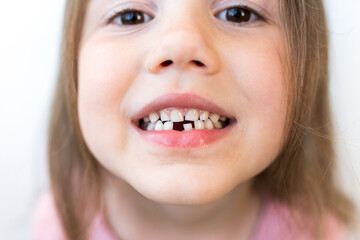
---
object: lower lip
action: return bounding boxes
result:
[132,122,236,148]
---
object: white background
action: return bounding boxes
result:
[0,0,359,239]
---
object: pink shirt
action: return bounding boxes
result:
[32,192,345,240]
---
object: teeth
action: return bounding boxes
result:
[147,122,155,131]
[194,120,205,130]
[163,121,173,130]
[149,112,160,123]
[141,108,230,131]
[185,109,199,121]
[209,113,220,123]
[200,111,209,121]
[213,121,222,129]
[160,110,170,121]
[154,120,164,131]
[205,119,214,130]
[170,109,184,122]
[183,123,193,131]
[143,116,150,123]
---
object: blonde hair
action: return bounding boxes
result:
[49,0,355,238]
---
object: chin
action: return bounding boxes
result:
[127,170,239,206]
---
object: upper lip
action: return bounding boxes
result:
[131,93,235,121]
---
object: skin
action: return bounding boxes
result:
[78,0,287,239]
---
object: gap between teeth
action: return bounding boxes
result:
[141,108,228,131]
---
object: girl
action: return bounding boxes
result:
[33,0,356,239]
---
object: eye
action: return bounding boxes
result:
[109,9,153,26]
[215,6,264,25]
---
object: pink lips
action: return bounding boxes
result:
[133,127,234,148]
[131,93,236,148]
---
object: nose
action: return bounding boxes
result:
[145,29,221,75]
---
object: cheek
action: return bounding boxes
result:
[78,40,137,108]
[228,33,285,105]
[224,31,287,163]
[77,39,140,164]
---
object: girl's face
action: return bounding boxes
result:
[78,0,286,204]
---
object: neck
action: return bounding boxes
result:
[102,174,262,240]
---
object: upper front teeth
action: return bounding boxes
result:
[185,109,199,121]
[160,110,170,121]
[170,109,184,122]
[139,108,230,131]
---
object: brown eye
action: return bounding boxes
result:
[216,7,260,24]
[112,10,153,25]
[227,8,251,22]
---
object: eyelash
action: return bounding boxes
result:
[216,5,267,25]
[107,8,153,26]
[107,5,266,26]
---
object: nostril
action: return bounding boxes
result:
[158,59,206,70]
[192,60,205,67]
[161,60,173,67]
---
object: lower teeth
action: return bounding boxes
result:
[139,119,230,131]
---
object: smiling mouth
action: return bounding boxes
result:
[130,93,237,148]
[135,107,235,132]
